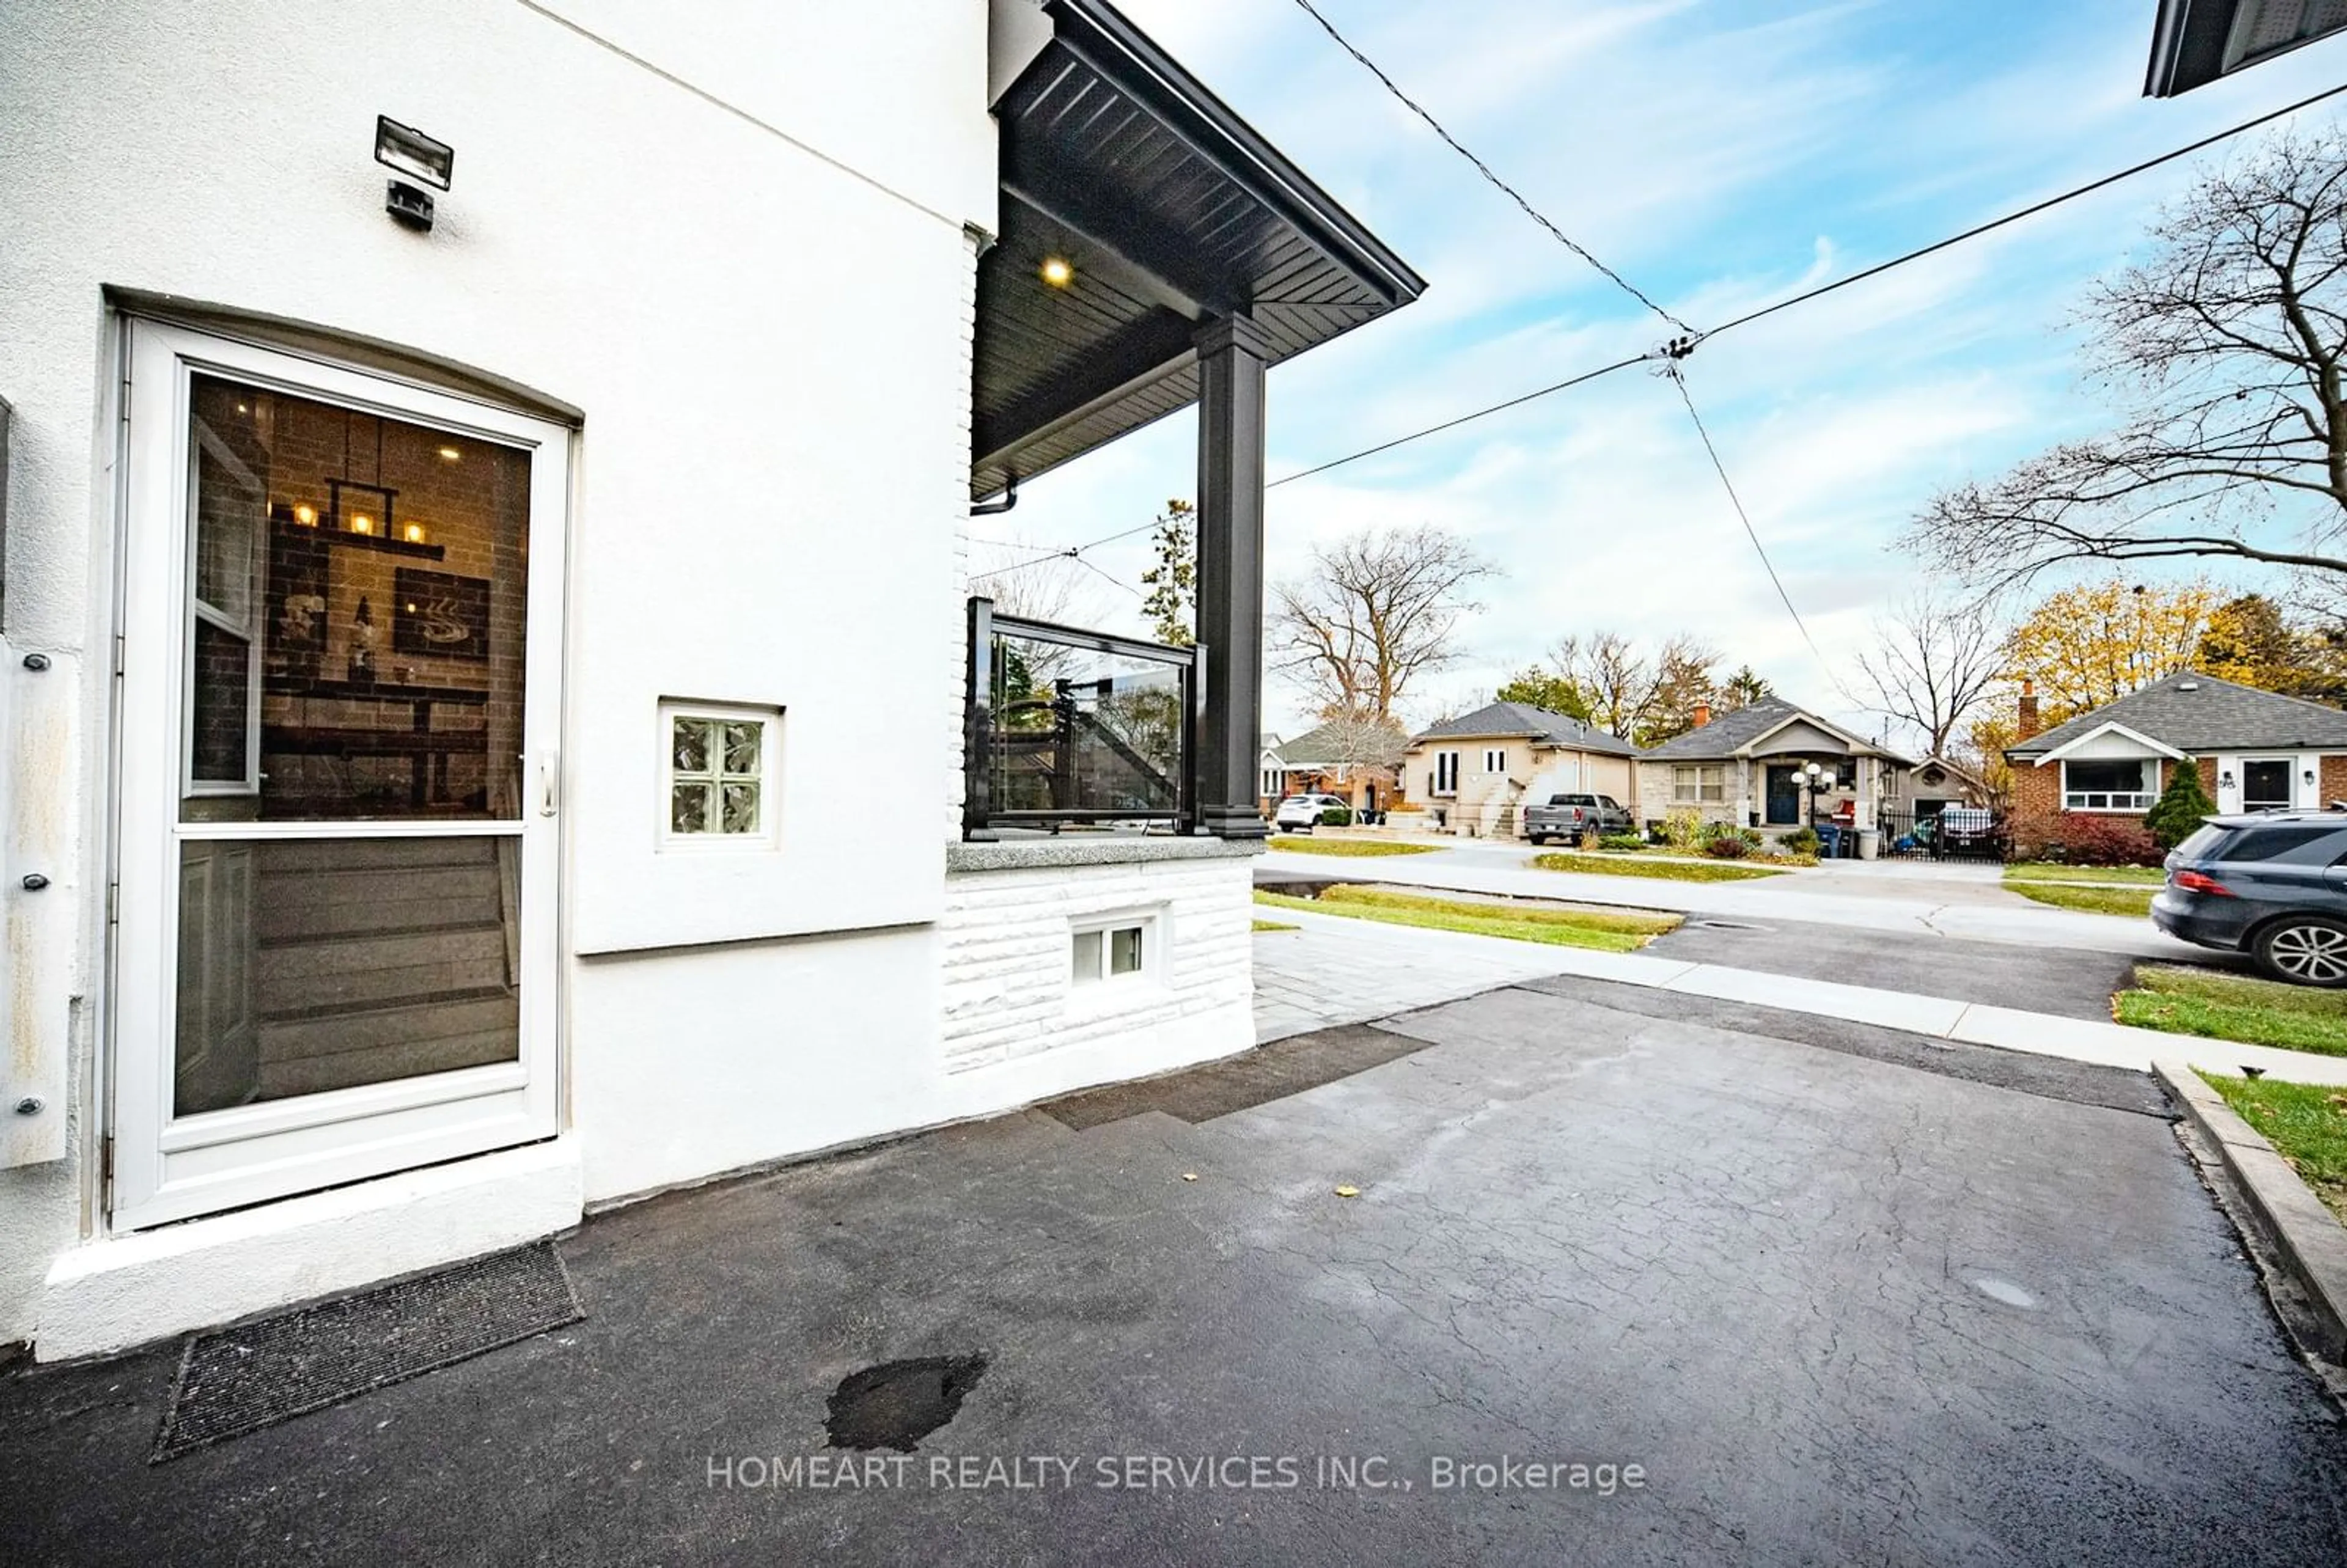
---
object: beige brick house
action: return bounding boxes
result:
[1402,702,1637,838]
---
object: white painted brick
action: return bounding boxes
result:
[938,859,1252,1069]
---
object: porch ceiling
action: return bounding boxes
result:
[972,0,1425,500]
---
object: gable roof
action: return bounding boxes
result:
[1408,702,1639,758]
[1272,720,1407,768]
[2032,720,2188,766]
[2006,671,2347,759]
[1639,697,1907,762]
[1910,753,1990,793]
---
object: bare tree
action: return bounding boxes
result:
[1547,631,1719,746]
[1912,125,2347,587]
[1309,708,1410,772]
[1854,589,2005,755]
[967,535,1110,687]
[1271,524,1497,719]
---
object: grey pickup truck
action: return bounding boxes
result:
[1521,793,1634,844]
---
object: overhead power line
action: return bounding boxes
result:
[1664,365,1824,667]
[1268,353,1655,489]
[964,515,1165,586]
[1692,76,2347,345]
[1268,77,2347,488]
[1287,0,1691,333]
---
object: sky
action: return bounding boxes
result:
[969,0,2347,744]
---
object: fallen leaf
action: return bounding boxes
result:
[1334,1185,1360,1198]
[1181,1173,1199,1182]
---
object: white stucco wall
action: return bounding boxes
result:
[0,0,996,1348]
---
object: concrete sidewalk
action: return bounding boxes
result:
[1254,906,2347,1085]
[1260,844,2205,959]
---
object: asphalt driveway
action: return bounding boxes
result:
[4,983,2344,1565]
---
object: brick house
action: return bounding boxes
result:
[2004,672,2347,846]
[1260,719,1409,815]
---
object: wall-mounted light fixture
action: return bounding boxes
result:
[376,115,452,232]
[2220,771,2236,791]
[2306,768,2318,786]
[402,522,428,544]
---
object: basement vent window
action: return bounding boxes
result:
[661,699,780,847]
[1071,914,1153,988]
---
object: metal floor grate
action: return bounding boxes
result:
[153,1242,581,1462]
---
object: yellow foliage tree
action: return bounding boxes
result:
[2001,577,2219,727]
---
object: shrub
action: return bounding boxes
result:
[1663,808,1705,852]
[2024,812,2160,867]
[1781,827,1820,857]
[2143,760,2216,849]
[1318,805,1353,827]
[1704,834,1751,859]
[1596,833,1646,851]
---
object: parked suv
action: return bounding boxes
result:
[1273,793,1348,832]
[1521,793,1633,845]
[2152,812,2347,986]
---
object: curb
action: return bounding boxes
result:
[2155,1060,2347,1366]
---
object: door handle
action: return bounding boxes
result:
[538,752,559,818]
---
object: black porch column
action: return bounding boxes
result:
[1191,314,1273,840]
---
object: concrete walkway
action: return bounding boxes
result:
[1261,843,2205,960]
[1253,907,2347,1085]
[1252,909,1605,1043]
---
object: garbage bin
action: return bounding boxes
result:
[1856,827,1879,861]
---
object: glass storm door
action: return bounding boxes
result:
[112,323,567,1229]
[2243,760,2293,813]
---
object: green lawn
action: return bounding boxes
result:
[2117,965,2347,1057]
[1253,885,1680,952]
[2004,863,2167,885]
[1251,918,1299,933]
[2005,882,2158,917]
[2197,1071,2347,1223]
[1263,835,1442,857]
[1530,851,1783,883]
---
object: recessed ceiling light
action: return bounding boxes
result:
[1039,257,1074,288]
[438,445,461,461]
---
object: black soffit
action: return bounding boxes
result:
[972,0,1425,500]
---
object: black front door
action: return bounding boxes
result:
[2244,759,2292,811]
[1766,765,1801,826]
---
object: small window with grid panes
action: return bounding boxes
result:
[661,700,778,845]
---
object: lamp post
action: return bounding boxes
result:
[1802,761,1826,830]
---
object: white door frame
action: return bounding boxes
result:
[111,321,569,1231]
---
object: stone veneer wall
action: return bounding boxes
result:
[939,841,1257,1079]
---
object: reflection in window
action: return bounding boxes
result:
[181,375,531,824]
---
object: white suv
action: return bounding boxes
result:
[1273,793,1348,832]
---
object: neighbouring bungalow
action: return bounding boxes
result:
[1258,720,1406,816]
[1908,754,1994,817]
[2003,672,2347,847]
[0,0,1421,1361]
[1634,698,1915,840]
[1403,702,1639,838]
